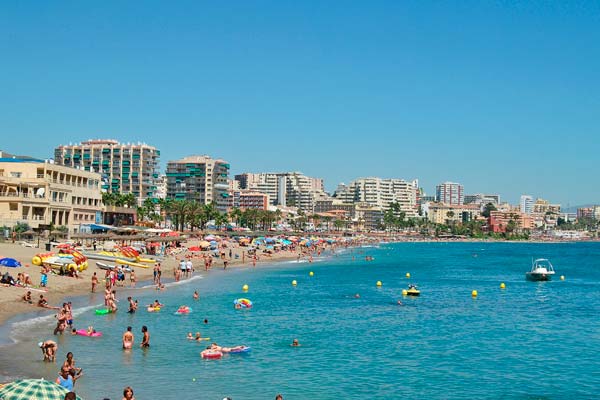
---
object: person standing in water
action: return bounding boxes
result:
[122,326,134,349]
[140,325,150,348]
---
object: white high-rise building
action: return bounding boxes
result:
[520,195,534,215]
[235,172,327,213]
[334,177,419,217]
[436,182,464,205]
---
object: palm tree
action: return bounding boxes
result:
[214,212,229,230]
[229,207,242,227]
[171,200,189,231]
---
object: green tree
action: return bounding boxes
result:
[482,203,497,218]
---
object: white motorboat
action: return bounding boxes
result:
[525,258,555,281]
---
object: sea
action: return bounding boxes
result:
[1,242,599,399]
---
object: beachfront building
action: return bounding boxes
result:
[0,158,103,234]
[231,191,270,211]
[464,193,500,206]
[593,206,600,220]
[577,207,593,220]
[488,210,534,233]
[165,155,230,213]
[532,198,561,215]
[235,172,328,213]
[436,182,464,205]
[353,203,385,232]
[234,173,279,205]
[333,177,419,217]
[424,203,481,225]
[153,175,168,199]
[314,198,355,216]
[54,139,160,204]
[520,195,534,215]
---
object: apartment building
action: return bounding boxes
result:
[235,172,328,213]
[488,210,534,233]
[54,139,160,203]
[464,193,500,206]
[425,203,481,225]
[436,182,464,205]
[532,198,561,214]
[232,191,269,210]
[0,158,103,234]
[166,155,230,212]
[333,177,419,217]
[520,195,534,215]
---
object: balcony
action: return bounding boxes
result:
[0,192,47,202]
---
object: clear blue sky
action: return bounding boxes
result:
[1,1,599,206]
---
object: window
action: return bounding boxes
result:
[10,172,22,178]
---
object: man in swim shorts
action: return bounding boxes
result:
[123,326,134,349]
[140,325,150,348]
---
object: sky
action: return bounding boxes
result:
[1,1,599,206]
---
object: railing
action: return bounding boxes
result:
[0,192,47,200]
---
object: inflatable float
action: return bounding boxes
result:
[75,329,103,337]
[234,298,253,309]
[175,306,191,314]
[228,346,251,354]
[95,309,112,315]
[83,246,158,266]
[32,247,88,272]
[147,306,161,312]
[201,349,223,359]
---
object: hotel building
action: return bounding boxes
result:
[0,158,103,234]
[54,139,160,203]
[166,155,230,212]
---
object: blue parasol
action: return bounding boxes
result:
[0,257,21,268]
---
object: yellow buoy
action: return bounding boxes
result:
[406,272,411,278]
[292,280,297,286]
[309,271,314,277]
[500,283,506,289]
[471,290,478,297]
[402,289,408,296]
[242,284,249,291]
[376,281,382,287]
[560,275,565,281]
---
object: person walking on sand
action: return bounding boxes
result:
[140,325,150,348]
[123,326,134,349]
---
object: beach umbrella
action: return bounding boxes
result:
[199,241,210,249]
[0,258,21,268]
[0,378,83,400]
[188,246,201,252]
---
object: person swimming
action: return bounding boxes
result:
[291,338,300,347]
[123,326,134,349]
[187,332,193,340]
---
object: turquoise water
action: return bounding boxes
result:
[3,242,600,399]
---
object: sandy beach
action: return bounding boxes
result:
[0,240,302,326]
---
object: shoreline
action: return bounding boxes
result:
[0,241,304,327]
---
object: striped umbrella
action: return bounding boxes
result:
[0,379,83,400]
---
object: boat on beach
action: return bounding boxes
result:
[526,258,555,281]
